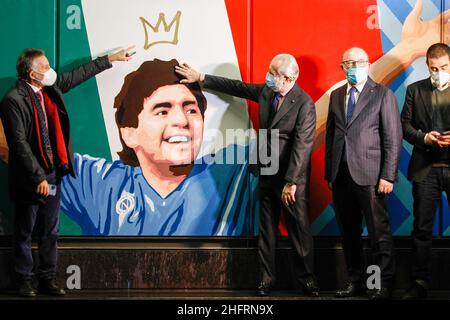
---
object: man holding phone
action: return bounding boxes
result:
[0,47,133,297]
[401,43,450,300]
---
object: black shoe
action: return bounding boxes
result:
[335,281,364,298]
[18,280,37,297]
[38,278,66,296]
[256,282,271,296]
[402,280,428,300]
[369,287,391,300]
[301,278,320,297]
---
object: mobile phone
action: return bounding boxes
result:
[48,184,57,196]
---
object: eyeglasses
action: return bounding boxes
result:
[341,60,369,68]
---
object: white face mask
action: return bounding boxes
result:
[33,68,57,86]
[430,71,450,90]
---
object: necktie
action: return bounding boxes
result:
[35,90,53,165]
[346,86,357,124]
[36,90,48,128]
[269,93,282,125]
[342,86,357,163]
[271,93,281,114]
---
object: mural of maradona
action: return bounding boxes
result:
[60,59,258,236]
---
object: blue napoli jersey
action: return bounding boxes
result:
[61,144,258,236]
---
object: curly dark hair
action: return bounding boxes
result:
[114,59,207,166]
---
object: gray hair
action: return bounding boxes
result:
[270,53,299,81]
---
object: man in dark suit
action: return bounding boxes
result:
[0,46,133,297]
[401,43,450,300]
[175,54,318,296]
[325,47,402,300]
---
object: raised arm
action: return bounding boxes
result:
[57,46,135,93]
[175,63,264,102]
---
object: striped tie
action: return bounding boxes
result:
[346,86,357,124]
[35,90,53,165]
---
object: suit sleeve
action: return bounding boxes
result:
[0,97,47,187]
[284,99,317,184]
[56,55,112,94]
[203,74,264,102]
[401,85,427,149]
[380,89,403,182]
[324,93,335,181]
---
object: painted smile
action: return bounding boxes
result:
[164,135,191,143]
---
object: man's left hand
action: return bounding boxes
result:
[282,183,297,206]
[378,178,393,195]
[108,46,136,63]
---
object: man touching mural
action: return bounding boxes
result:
[0,0,447,238]
[0,46,133,297]
[61,59,258,236]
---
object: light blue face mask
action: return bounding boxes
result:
[265,73,280,92]
[345,66,368,85]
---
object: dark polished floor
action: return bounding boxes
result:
[0,289,449,300]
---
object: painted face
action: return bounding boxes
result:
[123,84,204,166]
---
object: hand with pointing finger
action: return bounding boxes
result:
[108,46,136,63]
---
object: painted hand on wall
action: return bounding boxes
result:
[402,0,449,60]
[313,0,449,150]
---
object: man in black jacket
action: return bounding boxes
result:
[175,54,318,297]
[401,43,450,300]
[0,46,133,297]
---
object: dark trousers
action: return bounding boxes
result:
[13,170,61,281]
[332,162,395,288]
[411,167,450,283]
[258,177,315,286]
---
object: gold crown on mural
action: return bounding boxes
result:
[140,11,181,49]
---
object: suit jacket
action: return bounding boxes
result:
[401,78,447,182]
[325,77,402,186]
[204,74,316,188]
[0,56,112,203]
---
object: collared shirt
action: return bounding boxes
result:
[275,83,295,111]
[27,82,41,93]
[344,79,367,115]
